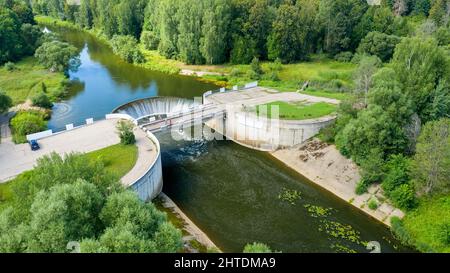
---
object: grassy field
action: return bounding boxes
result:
[402,195,450,253]
[0,143,138,211]
[0,57,67,105]
[256,101,337,120]
[199,57,356,98]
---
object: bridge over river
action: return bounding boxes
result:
[113,83,340,151]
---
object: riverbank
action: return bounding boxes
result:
[271,139,405,227]
[34,16,355,99]
[0,57,67,105]
[155,193,221,253]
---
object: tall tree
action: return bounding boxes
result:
[411,118,450,195]
[176,0,204,64]
[317,0,368,55]
[200,0,230,64]
[353,55,382,105]
[157,0,179,58]
[392,37,450,121]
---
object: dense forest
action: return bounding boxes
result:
[27,0,450,64]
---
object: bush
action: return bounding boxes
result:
[140,31,159,50]
[368,199,379,210]
[382,154,410,196]
[243,242,273,253]
[110,35,145,64]
[334,52,353,62]
[356,179,369,195]
[4,62,16,71]
[250,57,263,77]
[390,184,417,210]
[391,216,415,247]
[357,32,401,62]
[31,93,53,109]
[246,70,260,80]
[116,120,136,145]
[265,71,280,81]
[10,111,47,143]
[230,68,242,78]
[35,40,80,72]
[0,91,12,114]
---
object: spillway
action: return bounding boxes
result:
[113,97,201,121]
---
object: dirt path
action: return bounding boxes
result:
[271,139,404,227]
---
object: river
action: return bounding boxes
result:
[48,26,412,253]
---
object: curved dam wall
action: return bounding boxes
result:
[113,97,200,121]
[206,111,336,151]
[130,131,164,201]
[106,113,163,201]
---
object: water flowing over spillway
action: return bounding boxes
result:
[113,97,200,120]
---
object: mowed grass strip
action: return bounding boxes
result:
[0,57,66,105]
[257,101,337,120]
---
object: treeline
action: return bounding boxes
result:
[30,0,449,65]
[0,0,42,64]
[326,35,450,212]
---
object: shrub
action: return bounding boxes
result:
[357,32,401,62]
[368,199,379,210]
[246,70,260,80]
[334,52,353,62]
[110,35,145,64]
[0,91,12,114]
[250,57,263,76]
[31,93,53,109]
[116,120,136,145]
[35,40,80,72]
[10,111,47,143]
[265,71,280,81]
[230,68,242,78]
[382,154,410,196]
[359,149,385,184]
[356,179,369,195]
[4,62,16,71]
[140,31,159,50]
[243,242,273,253]
[391,216,415,247]
[390,184,417,210]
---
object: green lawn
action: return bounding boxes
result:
[0,143,138,211]
[0,57,67,105]
[402,195,450,253]
[85,143,138,178]
[256,101,337,120]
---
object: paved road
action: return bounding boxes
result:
[121,128,157,187]
[0,119,136,183]
[0,112,13,140]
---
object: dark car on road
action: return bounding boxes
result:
[29,139,40,151]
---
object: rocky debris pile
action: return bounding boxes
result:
[299,140,329,162]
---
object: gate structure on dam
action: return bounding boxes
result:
[113,82,339,152]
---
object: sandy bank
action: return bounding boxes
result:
[271,139,404,227]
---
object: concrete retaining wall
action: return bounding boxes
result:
[206,111,336,151]
[129,131,163,201]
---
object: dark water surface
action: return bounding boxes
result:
[49,27,412,253]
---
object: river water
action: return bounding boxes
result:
[48,26,412,253]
